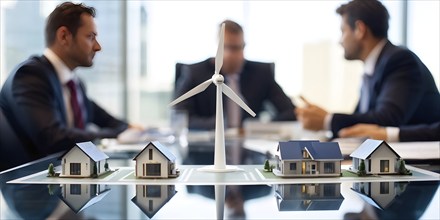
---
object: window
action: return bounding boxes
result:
[368,159,371,172]
[149,149,153,160]
[380,160,390,172]
[146,185,161,197]
[289,163,296,171]
[146,163,161,176]
[302,150,310,159]
[70,184,81,195]
[380,182,389,194]
[70,163,81,175]
[323,184,336,196]
[353,158,359,170]
[3,1,436,127]
[324,162,335,174]
[149,200,153,212]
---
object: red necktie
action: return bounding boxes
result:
[66,80,85,129]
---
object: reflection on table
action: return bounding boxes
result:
[274,183,344,211]
[131,185,177,219]
[59,184,111,213]
[346,181,439,220]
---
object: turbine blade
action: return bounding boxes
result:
[215,23,225,75]
[221,84,256,117]
[169,79,212,106]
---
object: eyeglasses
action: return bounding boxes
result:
[225,44,245,52]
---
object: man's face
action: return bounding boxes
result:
[339,15,362,60]
[68,14,101,68]
[222,31,245,75]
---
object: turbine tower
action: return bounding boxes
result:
[169,23,256,172]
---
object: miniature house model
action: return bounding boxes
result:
[60,141,109,177]
[131,185,177,218]
[350,139,401,175]
[59,184,111,213]
[273,140,343,177]
[133,141,179,178]
[275,183,344,211]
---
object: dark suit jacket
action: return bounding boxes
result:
[331,41,440,136]
[174,58,296,129]
[0,55,128,161]
[399,122,440,142]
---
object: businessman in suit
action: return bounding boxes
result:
[338,122,440,142]
[175,20,296,130]
[0,2,134,168]
[295,0,440,137]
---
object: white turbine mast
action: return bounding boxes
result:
[169,23,256,172]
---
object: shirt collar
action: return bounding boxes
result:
[44,48,74,84]
[364,39,387,76]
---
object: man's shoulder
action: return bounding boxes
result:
[243,60,275,77]
[182,58,215,78]
[12,55,53,76]
[381,42,419,62]
[4,55,57,90]
[186,58,213,69]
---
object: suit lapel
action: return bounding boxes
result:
[367,41,394,109]
[40,55,68,124]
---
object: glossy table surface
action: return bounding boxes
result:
[1,139,439,220]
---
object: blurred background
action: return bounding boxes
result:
[1,0,439,127]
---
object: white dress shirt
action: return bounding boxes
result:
[44,48,77,128]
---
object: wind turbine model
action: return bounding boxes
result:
[169,23,256,172]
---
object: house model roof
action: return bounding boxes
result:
[278,140,343,161]
[60,141,109,162]
[133,141,176,161]
[350,139,400,160]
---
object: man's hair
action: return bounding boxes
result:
[336,0,389,38]
[220,19,243,34]
[45,2,96,46]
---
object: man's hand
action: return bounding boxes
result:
[129,123,145,131]
[294,96,328,131]
[338,124,387,140]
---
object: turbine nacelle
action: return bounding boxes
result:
[212,74,224,85]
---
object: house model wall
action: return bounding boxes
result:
[133,141,178,178]
[350,139,401,175]
[60,142,109,178]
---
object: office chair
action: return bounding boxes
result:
[0,107,34,171]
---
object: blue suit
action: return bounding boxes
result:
[0,55,127,168]
[331,41,440,136]
[399,122,440,142]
